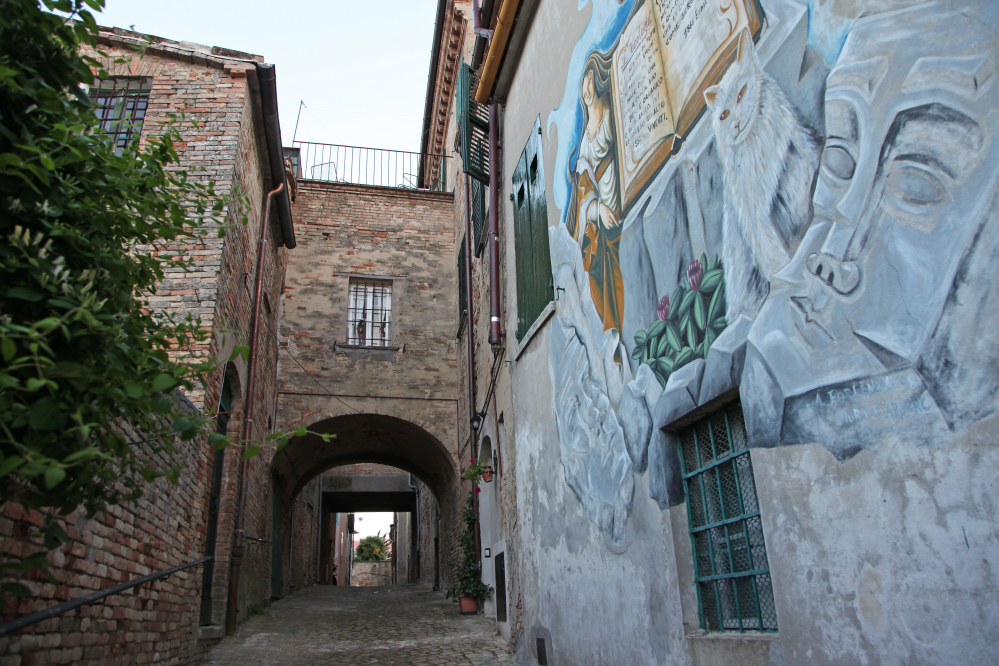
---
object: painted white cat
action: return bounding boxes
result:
[705,28,820,322]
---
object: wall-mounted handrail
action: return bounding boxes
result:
[290,141,452,193]
[0,556,211,638]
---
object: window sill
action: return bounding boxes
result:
[687,632,781,666]
[335,343,400,352]
[512,301,555,361]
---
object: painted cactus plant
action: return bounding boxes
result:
[631,254,727,388]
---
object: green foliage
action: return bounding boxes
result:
[446,494,492,601]
[461,456,489,483]
[354,532,389,562]
[247,597,271,617]
[632,254,727,389]
[0,0,337,607]
[0,0,223,518]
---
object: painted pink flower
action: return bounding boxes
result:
[657,295,670,322]
[687,259,703,292]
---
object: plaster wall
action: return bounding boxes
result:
[497,0,999,664]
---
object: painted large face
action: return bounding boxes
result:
[780,0,998,383]
[581,70,595,108]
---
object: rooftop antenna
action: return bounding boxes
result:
[292,100,306,144]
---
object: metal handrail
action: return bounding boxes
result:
[0,556,211,638]
[290,141,452,192]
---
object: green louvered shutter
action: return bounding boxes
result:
[457,63,490,184]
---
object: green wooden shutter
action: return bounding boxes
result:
[513,150,534,339]
[457,63,490,184]
[527,119,553,319]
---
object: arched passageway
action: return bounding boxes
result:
[268,413,461,597]
[271,413,459,502]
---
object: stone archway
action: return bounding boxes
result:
[271,413,459,502]
[268,413,462,596]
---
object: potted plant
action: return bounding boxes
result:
[462,457,489,484]
[446,495,492,614]
[480,466,494,483]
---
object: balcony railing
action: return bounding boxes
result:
[286,142,451,192]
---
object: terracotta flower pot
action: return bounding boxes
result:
[458,594,478,615]
[481,467,494,483]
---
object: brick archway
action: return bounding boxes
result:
[271,413,459,504]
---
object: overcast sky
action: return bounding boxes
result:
[92,0,438,152]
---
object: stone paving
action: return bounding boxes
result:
[203,585,514,666]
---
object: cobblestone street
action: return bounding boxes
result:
[203,585,514,666]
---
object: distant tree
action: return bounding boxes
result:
[354,532,389,562]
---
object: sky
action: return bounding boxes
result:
[353,512,394,541]
[91,0,439,152]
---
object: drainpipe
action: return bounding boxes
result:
[474,0,523,104]
[316,473,322,584]
[471,0,496,69]
[226,182,284,632]
[487,104,502,346]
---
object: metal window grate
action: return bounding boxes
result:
[536,637,548,665]
[678,401,777,633]
[89,77,152,156]
[347,279,392,347]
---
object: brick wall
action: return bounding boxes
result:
[274,180,462,594]
[1,31,291,665]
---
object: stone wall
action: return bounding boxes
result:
[351,561,393,587]
[273,180,462,594]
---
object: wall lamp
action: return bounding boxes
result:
[470,410,488,432]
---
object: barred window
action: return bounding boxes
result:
[347,279,392,347]
[678,401,777,633]
[89,77,152,156]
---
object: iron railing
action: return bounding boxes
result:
[290,142,452,192]
[0,556,211,638]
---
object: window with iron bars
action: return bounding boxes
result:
[678,401,778,633]
[89,77,152,156]
[347,279,392,347]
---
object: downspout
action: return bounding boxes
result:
[487,103,502,346]
[471,0,496,69]
[254,64,295,249]
[475,0,523,104]
[226,182,284,632]
[316,473,322,584]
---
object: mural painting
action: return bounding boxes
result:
[546,0,998,545]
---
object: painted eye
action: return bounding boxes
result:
[886,166,947,206]
[822,145,856,180]
[719,110,730,121]
[737,85,746,103]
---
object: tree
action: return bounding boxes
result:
[0,0,322,605]
[354,533,390,562]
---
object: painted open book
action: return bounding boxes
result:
[611,0,764,211]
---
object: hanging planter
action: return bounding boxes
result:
[481,467,494,483]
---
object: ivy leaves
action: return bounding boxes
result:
[632,254,727,388]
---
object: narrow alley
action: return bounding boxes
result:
[203,585,513,666]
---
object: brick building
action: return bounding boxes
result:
[0,27,301,665]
